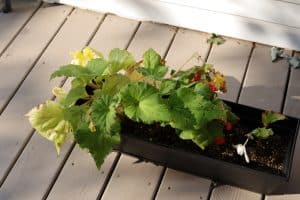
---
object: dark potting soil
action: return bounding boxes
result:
[121,118,292,176]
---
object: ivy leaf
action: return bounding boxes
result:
[262,111,286,127]
[159,80,177,95]
[91,95,120,134]
[74,122,120,169]
[102,74,130,96]
[120,82,170,124]
[207,33,225,45]
[287,57,300,68]
[26,101,71,154]
[50,64,96,80]
[105,48,136,74]
[63,78,88,107]
[138,48,168,80]
[86,58,108,75]
[270,47,284,62]
[247,127,274,139]
[168,92,196,130]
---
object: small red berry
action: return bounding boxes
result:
[225,122,232,131]
[208,82,217,92]
[193,73,201,81]
[214,136,226,145]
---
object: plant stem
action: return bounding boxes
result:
[170,52,204,78]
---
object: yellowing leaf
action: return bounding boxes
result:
[247,127,274,139]
[212,71,226,92]
[262,111,286,127]
[26,101,71,154]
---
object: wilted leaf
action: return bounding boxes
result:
[26,101,71,154]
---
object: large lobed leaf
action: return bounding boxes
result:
[105,48,136,74]
[138,48,168,80]
[74,122,120,169]
[26,101,71,154]
[120,82,170,124]
[91,95,120,134]
[180,122,224,149]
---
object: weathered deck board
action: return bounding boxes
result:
[210,185,261,200]
[156,169,211,200]
[207,38,253,102]
[0,4,72,113]
[46,15,140,199]
[0,0,40,55]
[101,22,176,200]
[47,148,118,200]
[0,4,73,185]
[0,9,103,199]
[283,52,300,118]
[102,155,163,200]
[164,29,210,69]
[269,54,300,196]
[238,44,290,112]
[155,29,212,199]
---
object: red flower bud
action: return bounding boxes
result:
[208,82,217,92]
[225,122,232,131]
[214,136,226,145]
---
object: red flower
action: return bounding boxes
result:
[214,136,226,145]
[225,122,232,131]
[190,72,201,82]
[208,82,217,92]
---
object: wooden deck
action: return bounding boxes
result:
[0,1,300,199]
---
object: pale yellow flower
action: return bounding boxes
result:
[70,47,102,67]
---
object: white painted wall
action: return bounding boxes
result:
[44,0,300,50]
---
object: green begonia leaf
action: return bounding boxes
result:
[120,82,170,124]
[159,80,177,95]
[105,48,136,74]
[50,64,97,80]
[102,74,130,96]
[168,92,196,130]
[180,122,224,149]
[138,48,168,80]
[63,78,88,107]
[85,58,108,75]
[26,101,71,154]
[74,122,120,169]
[91,95,120,134]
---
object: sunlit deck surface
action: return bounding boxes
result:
[0,1,300,200]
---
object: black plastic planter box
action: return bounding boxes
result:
[115,101,299,194]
